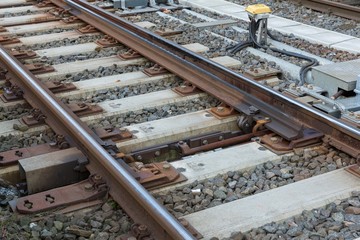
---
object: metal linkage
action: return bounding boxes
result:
[0,46,194,240]
[52,0,360,160]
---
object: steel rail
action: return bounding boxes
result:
[298,0,360,21]
[0,47,195,240]
[52,0,360,158]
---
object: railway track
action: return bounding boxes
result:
[0,0,360,239]
[298,0,360,21]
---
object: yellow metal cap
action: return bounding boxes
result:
[245,4,271,15]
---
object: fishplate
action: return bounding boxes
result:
[67,103,103,117]
[0,136,69,166]
[0,36,20,45]
[9,50,37,60]
[25,64,55,75]
[77,25,98,34]
[118,49,141,60]
[94,126,133,142]
[15,175,108,214]
[44,81,77,93]
[96,35,118,48]
[143,64,169,76]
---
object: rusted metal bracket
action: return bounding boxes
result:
[126,130,268,163]
[21,108,47,126]
[127,161,186,189]
[119,224,154,240]
[15,175,108,214]
[179,219,203,239]
[9,50,37,60]
[36,0,54,7]
[154,29,183,37]
[118,49,141,60]
[346,165,360,178]
[94,126,133,142]
[44,81,77,93]
[61,16,80,24]
[0,136,69,166]
[173,81,202,96]
[143,64,169,76]
[77,25,98,34]
[323,135,360,160]
[0,26,7,33]
[48,7,68,16]
[244,66,282,80]
[260,128,324,153]
[96,35,118,48]
[25,64,55,75]
[0,36,20,45]
[0,80,23,102]
[209,103,238,119]
[67,103,103,117]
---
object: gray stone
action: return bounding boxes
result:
[263,224,277,233]
[213,190,227,200]
[54,221,63,231]
[331,212,344,222]
[265,171,275,179]
[90,220,102,228]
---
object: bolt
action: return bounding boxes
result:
[202,139,208,145]
[264,117,270,121]
[138,224,148,234]
[136,155,142,161]
[349,112,355,116]
[218,136,224,141]
[270,137,278,142]
[94,175,102,182]
[217,107,224,112]
[84,183,94,191]
[179,141,184,145]
[154,151,160,157]
[163,163,171,170]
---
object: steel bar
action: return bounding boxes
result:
[0,47,194,240]
[299,0,360,21]
[51,0,360,159]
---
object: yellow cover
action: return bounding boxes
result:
[245,4,271,14]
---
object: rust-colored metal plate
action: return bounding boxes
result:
[96,35,118,48]
[0,26,7,33]
[129,162,186,190]
[143,64,169,76]
[9,50,37,60]
[0,84,23,102]
[61,16,80,24]
[179,219,203,239]
[94,126,133,142]
[77,25,98,34]
[36,0,54,7]
[44,81,77,93]
[173,82,202,96]
[0,144,63,166]
[154,29,183,37]
[118,49,141,60]
[346,165,360,178]
[261,129,323,152]
[15,175,109,214]
[208,104,238,119]
[67,103,103,117]
[0,36,20,45]
[21,109,46,126]
[25,64,55,75]
[244,66,282,80]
